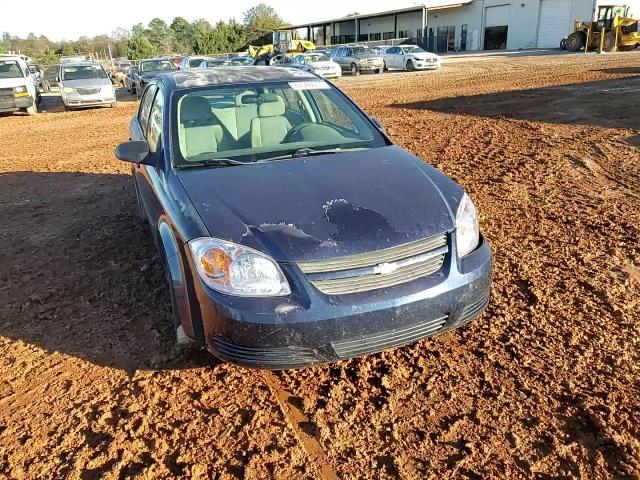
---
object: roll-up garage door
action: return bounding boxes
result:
[537,0,573,48]
[485,5,510,27]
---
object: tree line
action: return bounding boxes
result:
[0,3,286,64]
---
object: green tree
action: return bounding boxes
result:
[34,48,58,65]
[243,3,286,45]
[170,17,193,53]
[61,42,76,56]
[125,34,157,60]
[147,18,175,54]
[191,19,216,54]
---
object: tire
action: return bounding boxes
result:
[350,63,360,76]
[602,31,616,52]
[376,67,384,74]
[565,32,584,52]
[383,61,388,72]
[26,101,37,115]
[618,44,638,51]
[406,59,415,72]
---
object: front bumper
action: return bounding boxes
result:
[62,91,115,108]
[0,95,33,112]
[414,61,441,70]
[316,69,342,79]
[358,62,384,72]
[195,235,492,369]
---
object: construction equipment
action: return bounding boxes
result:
[565,5,640,52]
[248,31,316,64]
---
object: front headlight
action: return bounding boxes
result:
[63,87,75,94]
[455,193,479,257]
[13,86,26,93]
[189,238,291,297]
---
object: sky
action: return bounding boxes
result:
[2,0,639,41]
[0,0,420,41]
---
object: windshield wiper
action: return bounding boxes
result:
[257,147,370,163]
[178,158,247,169]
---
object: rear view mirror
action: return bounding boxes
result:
[115,140,150,164]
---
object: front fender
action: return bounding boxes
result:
[157,220,201,343]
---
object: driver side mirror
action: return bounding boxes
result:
[115,140,151,164]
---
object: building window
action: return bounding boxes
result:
[383,31,395,40]
[460,24,468,51]
[398,30,410,38]
[369,33,382,41]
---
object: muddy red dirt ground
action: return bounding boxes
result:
[1,52,639,480]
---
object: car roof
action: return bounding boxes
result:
[165,66,318,90]
[60,61,102,67]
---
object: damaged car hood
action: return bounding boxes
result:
[177,146,462,263]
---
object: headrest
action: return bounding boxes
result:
[235,91,256,106]
[258,94,285,117]
[181,96,214,123]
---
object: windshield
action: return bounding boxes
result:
[306,54,330,63]
[141,60,176,72]
[61,65,107,80]
[0,60,25,79]
[190,58,207,68]
[352,47,371,55]
[403,46,426,53]
[173,80,387,167]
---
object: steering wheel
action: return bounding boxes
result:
[283,123,343,143]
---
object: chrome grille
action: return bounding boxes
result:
[298,234,447,295]
[76,87,100,95]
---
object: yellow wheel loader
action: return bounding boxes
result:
[565,5,640,52]
[249,31,316,65]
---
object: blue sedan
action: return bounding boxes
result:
[115,67,492,369]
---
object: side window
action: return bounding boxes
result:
[138,85,157,134]
[308,89,359,133]
[275,87,302,114]
[146,87,164,153]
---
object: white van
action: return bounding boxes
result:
[0,55,38,115]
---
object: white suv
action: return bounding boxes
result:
[0,55,39,115]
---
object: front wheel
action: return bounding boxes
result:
[26,102,37,115]
[350,63,360,76]
[565,32,584,52]
[602,31,616,52]
[406,59,415,72]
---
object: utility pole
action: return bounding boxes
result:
[107,44,114,68]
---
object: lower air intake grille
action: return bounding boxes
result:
[76,87,100,95]
[332,315,448,358]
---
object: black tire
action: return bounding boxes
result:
[565,32,584,52]
[406,59,415,72]
[602,31,616,52]
[376,67,384,74]
[350,63,360,76]
[618,44,638,51]
[383,61,388,72]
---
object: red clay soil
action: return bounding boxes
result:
[1,51,639,480]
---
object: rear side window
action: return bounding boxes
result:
[138,85,157,134]
[147,88,164,153]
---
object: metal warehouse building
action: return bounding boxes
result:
[287,0,597,52]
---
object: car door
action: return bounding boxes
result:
[131,84,158,225]
[396,47,406,69]
[335,48,347,70]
